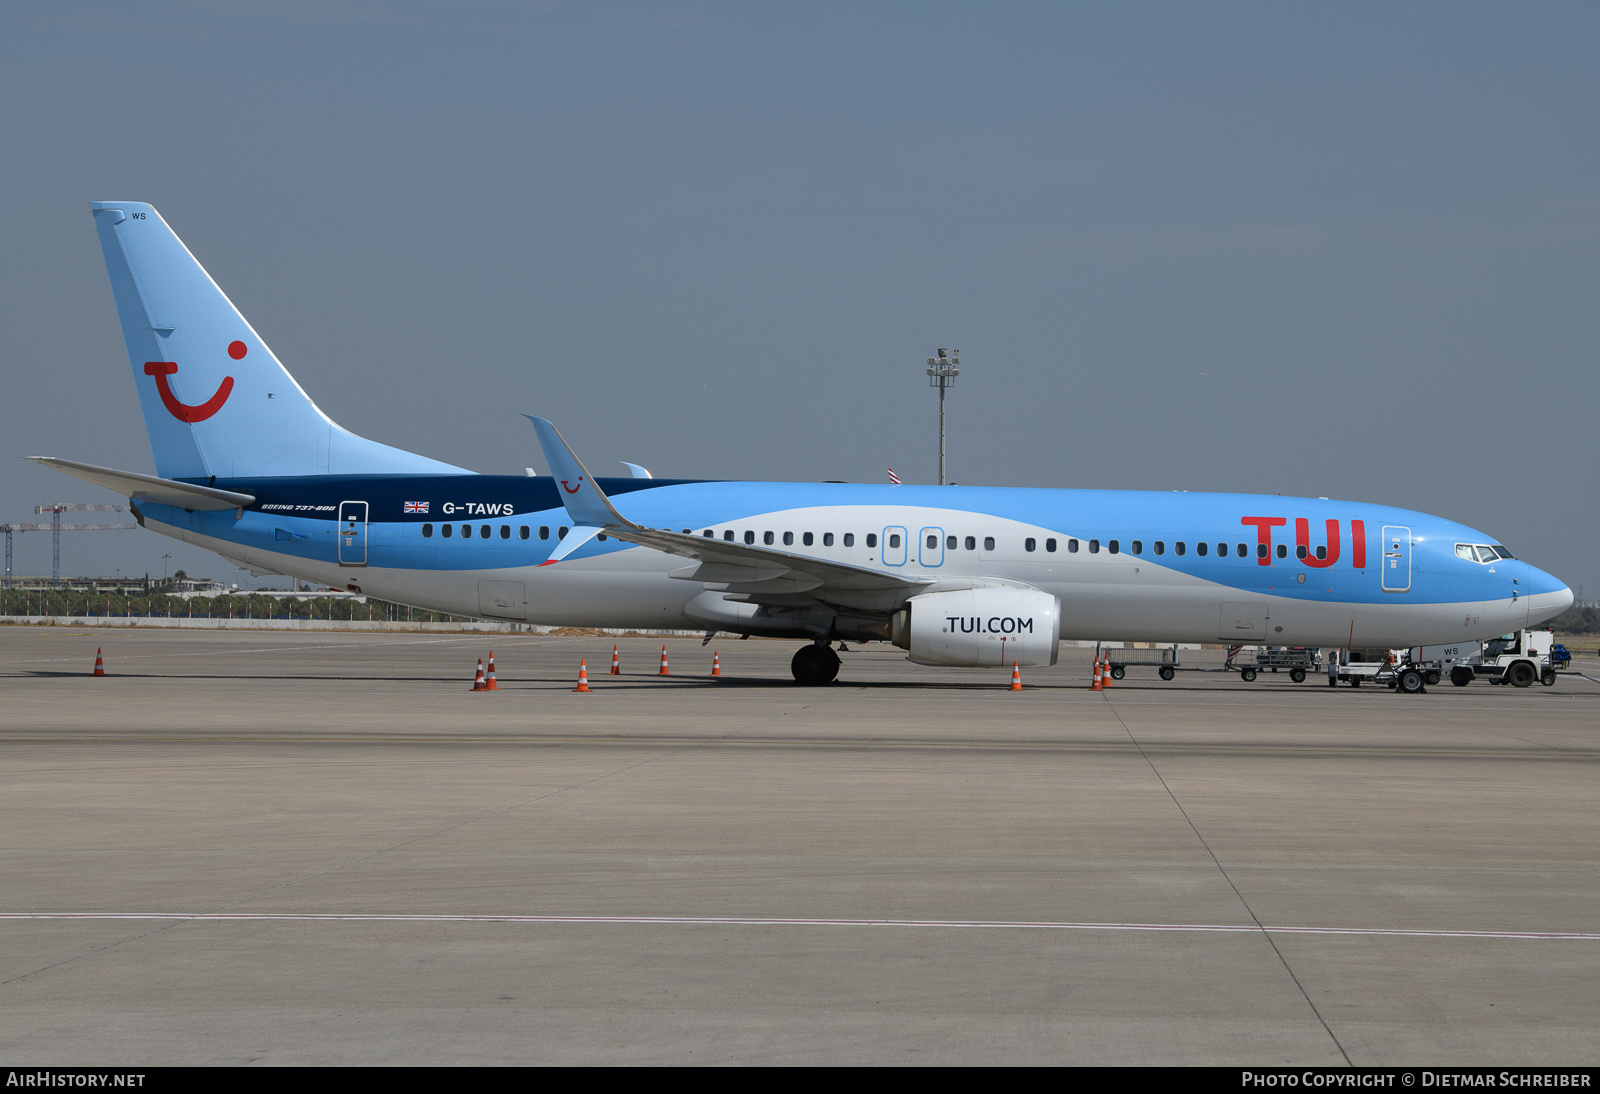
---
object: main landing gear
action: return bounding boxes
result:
[791,642,841,686]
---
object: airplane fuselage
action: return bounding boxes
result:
[134,474,1566,650]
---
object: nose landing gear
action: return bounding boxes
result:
[791,642,841,686]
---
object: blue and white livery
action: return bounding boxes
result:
[31,202,1573,684]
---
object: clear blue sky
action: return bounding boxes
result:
[2,2,1595,597]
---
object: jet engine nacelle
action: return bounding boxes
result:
[892,588,1061,667]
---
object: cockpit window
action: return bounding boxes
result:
[1492,545,1514,560]
[1455,544,1475,561]
[1474,545,1498,564]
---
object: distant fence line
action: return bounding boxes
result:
[0,616,705,635]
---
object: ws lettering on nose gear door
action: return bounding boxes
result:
[339,501,369,566]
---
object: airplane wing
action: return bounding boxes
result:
[525,416,930,603]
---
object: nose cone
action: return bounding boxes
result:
[1524,566,1574,627]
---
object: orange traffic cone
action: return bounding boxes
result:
[658,645,670,675]
[1010,661,1023,691]
[573,658,591,693]
[711,650,722,676]
[92,648,104,677]
[471,658,487,691]
[1091,655,1103,691]
[1102,655,1116,688]
[610,644,620,675]
[485,649,500,690]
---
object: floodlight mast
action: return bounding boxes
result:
[926,348,959,486]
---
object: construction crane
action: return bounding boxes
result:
[5,504,134,586]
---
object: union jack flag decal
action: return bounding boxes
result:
[404,501,429,514]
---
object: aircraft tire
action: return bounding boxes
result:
[1450,667,1474,687]
[1289,668,1306,683]
[791,644,840,686]
[1507,661,1536,688]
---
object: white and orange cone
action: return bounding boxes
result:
[1091,655,1103,691]
[471,658,487,691]
[92,648,104,677]
[485,650,499,690]
[1009,661,1023,692]
[1102,655,1116,688]
[658,645,670,676]
[610,644,620,675]
[573,658,591,693]
[711,650,722,677]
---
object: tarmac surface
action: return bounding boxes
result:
[2,626,1597,1065]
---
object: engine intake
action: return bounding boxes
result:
[892,588,1061,667]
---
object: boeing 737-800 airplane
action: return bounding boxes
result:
[30,202,1573,685]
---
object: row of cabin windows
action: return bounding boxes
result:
[421,523,574,540]
[1059,538,1326,560]
[415,523,1326,561]
[707,530,874,547]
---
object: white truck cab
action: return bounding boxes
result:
[1447,628,1556,688]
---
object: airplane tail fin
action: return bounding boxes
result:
[89,201,467,481]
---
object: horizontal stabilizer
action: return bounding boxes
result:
[26,456,255,511]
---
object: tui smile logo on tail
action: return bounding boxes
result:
[143,341,242,422]
[561,478,583,494]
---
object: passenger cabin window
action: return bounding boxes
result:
[888,534,900,548]
[1256,544,1267,558]
[1297,545,1307,559]
[1131,540,1142,555]
[1216,542,1226,557]
[1108,540,1119,554]
[1316,546,1326,560]
[558,526,569,539]
[703,529,713,538]
[422,523,433,538]
[965,536,976,550]
[519,526,529,540]
[1089,539,1100,554]
[1067,539,1079,553]
[984,536,995,551]
[744,531,756,545]
[1175,541,1186,555]
[1277,544,1287,558]
[480,525,490,538]
[724,530,734,541]
[539,526,550,540]
[865,534,876,548]
[461,524,471,538]
[783,532,794,546]
[442,524,453,538]
[946,535,957,550]
[1197,542,1208,556]
[927,535,938,549]
[1045,539,1057,552]
[1153,541,1164,555]
[500,526,510,539]
[1025,538,1036,552]
[764,531,775,545]
[1237,543,1247,557]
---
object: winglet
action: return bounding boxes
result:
[523,416,632,530]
